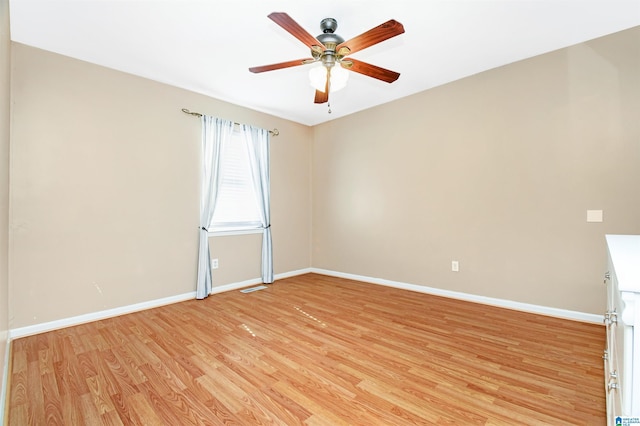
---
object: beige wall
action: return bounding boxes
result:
[312,27,640,315]
[9,43,312,328]
[6,26,639,331]
[0,0,11,396]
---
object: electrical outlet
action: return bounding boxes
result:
[211,258,219,269]
[451,261,459,272]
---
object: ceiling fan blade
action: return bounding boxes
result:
[268,12,326,52]
[336,19,404,55]
[342,58,400,83]
[314,89,329,104]
[314,70,330,104]
[249,58,314,73]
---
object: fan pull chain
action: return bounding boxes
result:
[327,102,332,114]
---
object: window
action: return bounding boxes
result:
[209,130,262,233]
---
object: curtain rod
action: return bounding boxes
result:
[181,108,279,136]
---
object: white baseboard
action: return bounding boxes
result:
[9,292,197,340]
[7,266,602,340]
[275,268,314,280]
[310,268,604,324]
[209,268,313,294]
[8,268,315,340]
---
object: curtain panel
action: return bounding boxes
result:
[196,116,234,299]
[242,124,274,284]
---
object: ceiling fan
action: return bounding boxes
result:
[249,12,405,105]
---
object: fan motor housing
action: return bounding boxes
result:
[317,18,344,47]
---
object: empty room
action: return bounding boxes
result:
[1,0,640,425]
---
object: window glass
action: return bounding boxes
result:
[210,131,262,231]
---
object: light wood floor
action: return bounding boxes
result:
[7,273,606,425]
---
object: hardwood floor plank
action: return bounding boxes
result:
[196,373,247,415]
[7,273,606,425]
[41,372,64,425]
[125,393,165,426]
[147,387,214,426]
[190,376,244,424]
[109,392,135,425]
[136,381,193,426]
[10,343,27,375]
[7,404,27,426]
[272,379,351,426]
[79,392,103,424]
[259,385,313,421]
[8,370,27,408]
[100,409,125,426]
[98,349,140,397]
[111,345,148,385]
[86,374,117,415]
[26,361,46,422]
[59,388,84,425]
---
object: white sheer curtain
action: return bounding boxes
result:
[196,115,234,299]
[242,124,274,284]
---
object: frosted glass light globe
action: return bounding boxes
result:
[309,64,349,93]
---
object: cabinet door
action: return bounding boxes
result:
[604,320,614,426]
[619,291,640,416]
[605,266,623,422]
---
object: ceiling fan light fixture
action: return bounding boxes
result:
[308,64,349,93]
[308,65,327,92]
[330,65,349,92]
[250,13,404,104]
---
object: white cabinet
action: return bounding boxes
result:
[605,234,640,424]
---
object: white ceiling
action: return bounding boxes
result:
[8,0,640,126]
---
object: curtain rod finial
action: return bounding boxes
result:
[182,108,202,117]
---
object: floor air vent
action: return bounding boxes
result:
[240,285,268,294]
